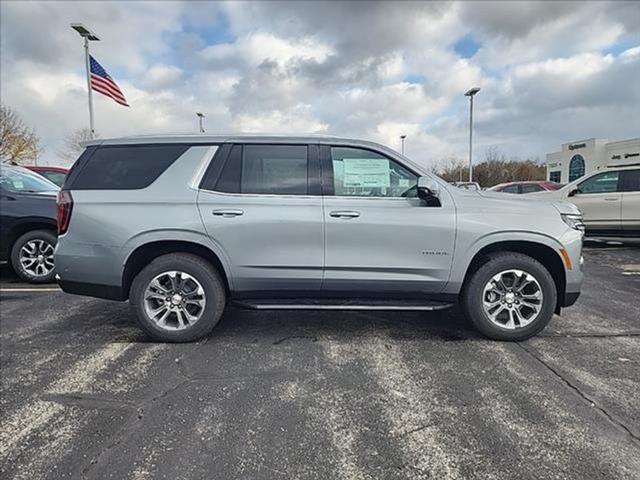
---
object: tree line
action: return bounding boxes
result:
[431,146,547,187]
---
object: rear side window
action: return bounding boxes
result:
[621,169,640,192]
[501,185,519,193]
[215,144,308,195]
[521,184,544,193]
[69,144,189,190]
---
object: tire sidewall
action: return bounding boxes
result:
[130,254,226,342]
[463,253,557,341]
[10,230,57,283]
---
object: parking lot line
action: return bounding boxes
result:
[0,287,61,292]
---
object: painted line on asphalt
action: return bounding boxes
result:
[0,288,61,292]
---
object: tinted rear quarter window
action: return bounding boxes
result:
[69,144,189,190]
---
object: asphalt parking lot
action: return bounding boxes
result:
[1,242,639,480]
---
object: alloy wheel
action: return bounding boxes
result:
[143,271,206,331]
[19,239,55,277]
[481,269,544,330]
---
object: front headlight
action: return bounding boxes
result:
[561,213,585,232]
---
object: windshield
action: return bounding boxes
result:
[0,165,59,193]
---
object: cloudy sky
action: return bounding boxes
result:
[1,1,639,167]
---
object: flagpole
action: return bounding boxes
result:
[84,37,95,139]
[71,24,100,139]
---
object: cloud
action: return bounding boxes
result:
[0,0,638,169]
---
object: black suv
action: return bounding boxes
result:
[0,164,58,283]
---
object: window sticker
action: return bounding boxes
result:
[398,178,410,187]
[14,180,24,189]
[342,158,390,188]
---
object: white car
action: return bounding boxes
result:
[532,165,640,237]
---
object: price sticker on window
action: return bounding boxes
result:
[342,158,390,188]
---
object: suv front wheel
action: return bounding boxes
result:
[461,252,557,341]
[130,253,226,342]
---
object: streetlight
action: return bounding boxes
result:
[400,134,407,155]
[196,112,205,133]
[464,87,480,182]
[71,23,100,139]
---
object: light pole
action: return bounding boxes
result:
[196,112,205,133]
[71,24,100,139]
[400,135,407,155]
[464,87,480,182]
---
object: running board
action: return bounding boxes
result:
[232,298,454,311]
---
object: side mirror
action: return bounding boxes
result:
[568,188,580,197]
[417,177,441,206]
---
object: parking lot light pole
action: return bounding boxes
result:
[71,23,100,139]
[464,87,480,182]
[400,135,407,155]
[196,112,205,133]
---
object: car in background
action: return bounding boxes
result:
[531,165,640,237]
[0,164,59,282]
[489,181,564,194]
[26,165,69,187]
[452,181,481,191]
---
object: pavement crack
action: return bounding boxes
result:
[273,335,318,345]
[41,393,135,410]
[79,378,193,480]
[518,342,640,447]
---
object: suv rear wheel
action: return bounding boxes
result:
[10,230,57,283]
[461,252,557,341]
[130,253,226,342]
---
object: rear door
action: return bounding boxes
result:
[197,143,324,294]
[320,145,455,295]
[620,169,640,233]
[569,170,622,233]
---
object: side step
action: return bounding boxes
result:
[232,298,454,311]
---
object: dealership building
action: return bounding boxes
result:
[545,137,640,184]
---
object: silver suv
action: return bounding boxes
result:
[55,135,584,342]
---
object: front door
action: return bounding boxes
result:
[321,145,455,296]
[198,143,323,294]
[569,170,622,233]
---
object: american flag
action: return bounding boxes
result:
[90,55,129,107]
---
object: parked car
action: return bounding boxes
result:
[26,165,69,187]
[0,164,58,282]
[489,181,564,194]
[452,181,481,191]
[531,165,640,237]
[55,135,584,342]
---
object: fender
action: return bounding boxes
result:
[443,230,565,295]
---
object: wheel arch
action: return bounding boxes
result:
[122,239,232,300]
[4,218,57,259]
[462,240,567,314]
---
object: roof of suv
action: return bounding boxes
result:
[83,133,383,148]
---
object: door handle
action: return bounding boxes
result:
[604,197,619,201]
[329,210,360,218]
[212,209,244,217]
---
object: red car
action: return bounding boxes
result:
[488,180,564,194]
[25,166,69,187]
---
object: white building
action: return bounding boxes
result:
[546,137,640,184]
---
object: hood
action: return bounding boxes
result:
[455,188,580,216]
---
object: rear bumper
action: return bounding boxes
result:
[58,279,126,301]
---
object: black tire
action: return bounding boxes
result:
[461,252,557,341]
[130,253,226,342]
[10,229,57,283]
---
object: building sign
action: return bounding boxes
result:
[569,143,586,151]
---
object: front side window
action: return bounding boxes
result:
[215,144,308,195]
[42,171,67,187]
[0,166,58,193]
[330,147,417,197]
[578,171,620,194]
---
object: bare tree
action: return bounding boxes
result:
[57,128,95,164]
[0,104,40,165]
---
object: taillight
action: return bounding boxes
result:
[56,190,73,234]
